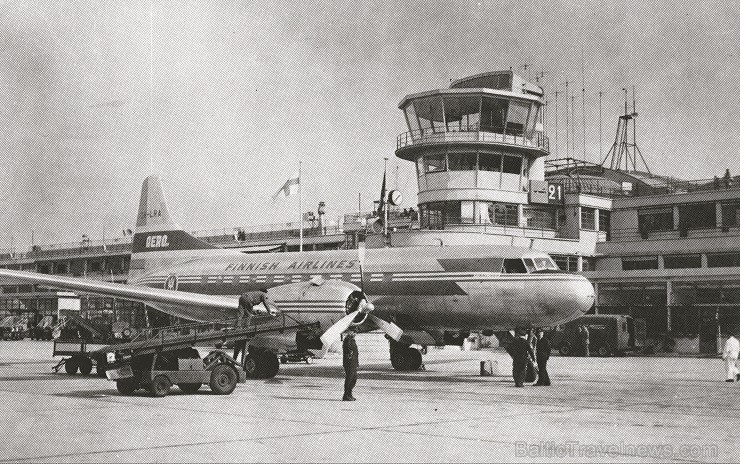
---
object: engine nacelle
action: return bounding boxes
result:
[268,278,369,324]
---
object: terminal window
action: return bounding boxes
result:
[489,203,518,226]
[663,254,702,269]
[707,252,740,268]
[523,206,557,229]
[581,207,596,230]
[721,201,740,227]
[679,202,716,229]
[638,208,674,233]
[622,256,659,270]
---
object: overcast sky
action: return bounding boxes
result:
[1,0,738,249]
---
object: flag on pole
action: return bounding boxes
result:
[272,173,300,200]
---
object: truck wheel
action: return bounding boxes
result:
[243,353,259,379]
[178,383,201,394]
[559,343,572,356]
[210,365,238,394]
[597,344,612,357]
[64,358,79,375]
[116,378,138,395]
[78,357,93,375]
[150,375,171,397]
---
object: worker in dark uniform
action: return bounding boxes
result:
[580,324,590,357]
[510,328,536,387]
[233,289,272,363]
[534,328,551,386]
[342,328,359,401]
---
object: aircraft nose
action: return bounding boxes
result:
[572,276,596,314]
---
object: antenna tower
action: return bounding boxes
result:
[601,87,651,173]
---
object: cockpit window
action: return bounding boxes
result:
[522,258,536,273]
[533,257,558,270]
[502,258,528,273]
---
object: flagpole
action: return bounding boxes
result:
[383,157,388,246]
[299,161,303,252]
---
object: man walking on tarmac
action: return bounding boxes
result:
[722,330,740,382]
[342,328,359,401]
[510,328,536,387]
[534,328,551,386]
[233,289,274,363]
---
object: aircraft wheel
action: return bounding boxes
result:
[150,375,171,397]
[78,357,93,375]
[597,344,612,357]
[559,343,572,356]
[64,358,79,375]
[210,365,238,394]
[391,346,422,371]
[258,351,280,378]
[305,356,314,364]
[116,378,138,395]
[178,383,202,394]
[96,361,108,378]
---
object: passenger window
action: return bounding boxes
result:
[502,259,528,273]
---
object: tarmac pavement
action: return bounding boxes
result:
[0,340,735,462]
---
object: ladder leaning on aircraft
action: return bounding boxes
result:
[0,175,595,379]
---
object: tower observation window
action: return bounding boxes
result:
[443,96,480,131]
[424,155,446,173]
[502,155,522,174]
[448,153,478,171]
[479,153,502,172]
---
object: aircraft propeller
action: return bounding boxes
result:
[319,242,403,351]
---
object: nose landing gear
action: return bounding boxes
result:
[389,340,423,371]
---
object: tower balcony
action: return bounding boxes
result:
[396,124,549,160]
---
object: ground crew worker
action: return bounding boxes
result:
[722,330,740,382]
[580,325,590,357]
[233,289,272,363]
[510,329,536,387]
[342,328,359,401]
[535,328,551,386]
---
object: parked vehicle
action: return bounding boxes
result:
[29,316,56,340]
[0,316,28,340]
[548,315,646,357]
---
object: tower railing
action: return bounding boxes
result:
[396,124,549,152]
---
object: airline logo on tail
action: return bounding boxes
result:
[145,234,170,248]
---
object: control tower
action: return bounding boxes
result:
[391,70,558,246]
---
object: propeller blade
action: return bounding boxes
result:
[368,314,403,341]
[320,310,360,349]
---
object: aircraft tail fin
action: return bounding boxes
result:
[129,175,218,281]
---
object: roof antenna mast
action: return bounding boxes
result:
[600,86,651,174]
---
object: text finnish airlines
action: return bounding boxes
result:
[224,260,359,272]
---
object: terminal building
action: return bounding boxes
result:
[1,70,739,354]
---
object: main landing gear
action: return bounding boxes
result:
[389,339,423,371]
[242,347,280,379]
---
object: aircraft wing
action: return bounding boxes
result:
[0,269,238,317]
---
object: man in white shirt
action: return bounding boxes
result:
[722,331,740,382]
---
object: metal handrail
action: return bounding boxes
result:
[606,225,740,242]
[396,125,549,151]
